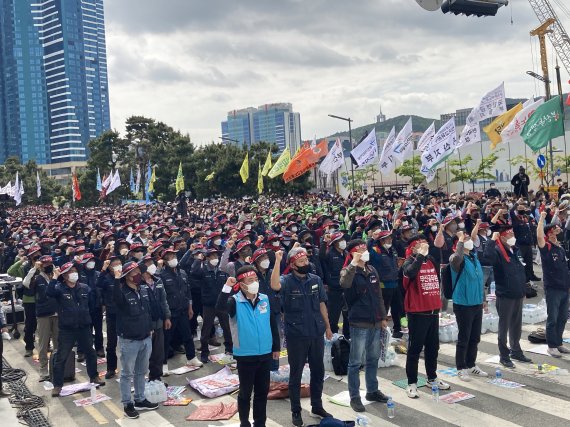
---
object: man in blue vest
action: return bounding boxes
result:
[216,265,280,427]
[271,248,334,427]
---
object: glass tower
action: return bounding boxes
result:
[0,0,110,164]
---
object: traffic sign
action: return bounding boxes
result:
[557,168,562,177]
[537,154,546,169]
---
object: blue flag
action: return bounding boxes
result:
[96,168,102,191]
[129,168,135,193]
[145,161,152,204]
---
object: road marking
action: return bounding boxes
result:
[115,410,175,426]
[84,404,110,424]
[103,400,124,419]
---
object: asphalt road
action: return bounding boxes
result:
[3,267,570,426]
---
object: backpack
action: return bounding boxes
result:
[331,336,350,376]
[442,260,465,300]
[525,282,538,298]
[528,327,546,343]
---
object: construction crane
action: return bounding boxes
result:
[528,0,570,77]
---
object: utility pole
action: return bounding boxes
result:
[530,18,555,184]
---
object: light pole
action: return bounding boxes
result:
[219,136,240,145]
[328,114,354,192]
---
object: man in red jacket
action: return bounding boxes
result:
[402,236,450,398]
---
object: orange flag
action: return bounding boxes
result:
[283,140,328,183]
[72,172,81,201]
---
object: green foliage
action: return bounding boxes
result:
[340,164,378,191]
[394,155,425,186]
[449,150,501,191]
[0,157,65,206]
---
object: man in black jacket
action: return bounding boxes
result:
[113,261,158,419]
[484,225,532,368]
[511,166,530,199]
[47,262,105,397]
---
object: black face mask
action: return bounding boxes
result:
[517,210,526,215]
[295,265,310,275]
[44,265,54,274]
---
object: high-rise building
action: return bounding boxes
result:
[221,103,302,153]
[0,0,110,171]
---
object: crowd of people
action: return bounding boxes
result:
[0,177,569,426]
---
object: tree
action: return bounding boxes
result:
[449,150,500,192]
[0,157,65,205]
[394,155,425,186]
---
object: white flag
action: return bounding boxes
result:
[102,172,112,191]
[0,182,11,195]
[378,127,396,174]
[457,123,481,149]
[319,138,345,177]
[36,171,41,198]
[350,128,378,168]
[417,122,435,153]
[500,98,544,143]
[420,165,437,183]
[421,117,457,170]
[13,173,22,206]
[466,82,507,126]
[106,170,122,195]
[392,117,414,162]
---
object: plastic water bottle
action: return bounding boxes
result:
[431,384,439,403]
[387,398,395,419]
[495,368,502,381]
[90,384,97,403]
[356,414,369,426]
[490,281,496,295]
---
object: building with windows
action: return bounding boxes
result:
[221,103,301,153]
[0,0,110,179]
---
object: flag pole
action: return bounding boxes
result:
[445,160,450,194]
[480,141,486,191]
[412,155,416,188]
[457,151,465,194]
[508,140,512,179]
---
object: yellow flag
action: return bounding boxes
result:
[175,162,184,194]
[240,152,249,183]
[483,103,523,149]
[261,151,272,176]
[257,162,263,194]
[148,166,156,193]
[204,171,215,181]
[268,149,290,179]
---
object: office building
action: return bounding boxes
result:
[221,103,302,153]
[0,0,110,176]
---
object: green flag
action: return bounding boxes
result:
[521,96,565,152]
[175,162,185,194]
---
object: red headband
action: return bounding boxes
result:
[349,244,367,254]
[288,251,307,264]
[237,270,257,281]
[499,230,512,236]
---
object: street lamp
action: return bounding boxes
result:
[219,136,240,145]
[328,114,354,192]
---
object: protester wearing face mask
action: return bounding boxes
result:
[319,232,350,339]
[485,182,501,199]
[47,263,104,397]
[368,230,403,338]
[473,222,494,289]
[139,256,171,384]
[96,256,122,378]
[536,212,570,358]
[402,237,450,399]
[434,215,462,310]
[340,240,389,412]
[251,248,282,371]
[271,248,333,426]
[160,249,202,373]
[30,256,59,381]
[216,267,280,427]
[449,224,488,382]
[77,253,105,358]
[191,248,233,363]
[220,240,252,278]
[484,224,532,368]
[112,261,157,418]
[510,203,540,283]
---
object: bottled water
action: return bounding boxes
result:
[90,385,97,403]
[431,384,439,402]
[490,281,496,295]
[495,368,502,380]
[387,398,395,419]
[356,414,369,426]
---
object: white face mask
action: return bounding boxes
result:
[272,241,280,247]
[146,264,157,275]
[213,239,222,246]
[259,259,270,269]
[338,240,347,250]
[112,265,122,273]
[458,223,465,230]
[431,225,438,232]
[120,248,129,256]
[209,258,219,267]
[463,240,474,251]
[167,258,178,268]
[384,243,392,249]
[291,226,298,232]
[86,261,96,270]
[506,237,517,247]
[246,281,259,294]
[486,230,492,237]
[67,272,79,283]
[360,251,370,262]
[245,224,252,230]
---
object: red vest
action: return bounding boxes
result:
[403,259,442,313]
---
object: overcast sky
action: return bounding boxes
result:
[103,0,570,144]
